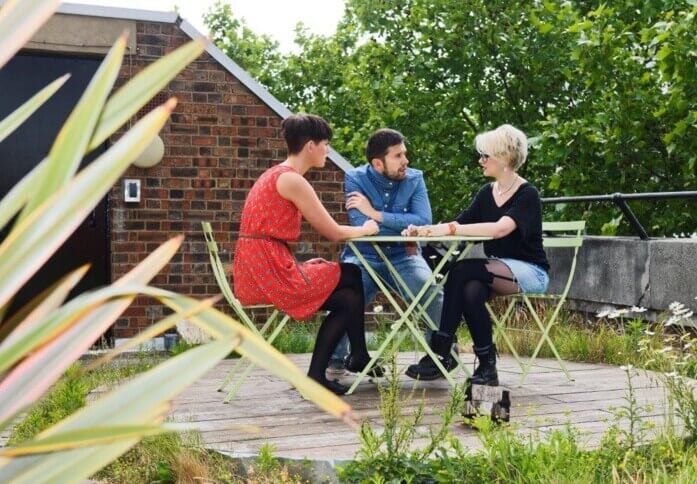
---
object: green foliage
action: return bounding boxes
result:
[7,365,88,445]
[340,356,697,483]
[8,360,236,483]
[8,358,159,446]
[206,0,697,236]
[338,356,466,482]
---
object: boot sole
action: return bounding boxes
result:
[405,369,453,381]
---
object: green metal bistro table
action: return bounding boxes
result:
[345,234,491,394]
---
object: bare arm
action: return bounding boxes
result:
[277,171,378,241]
[403,216,517,238]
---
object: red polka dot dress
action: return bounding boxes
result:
[232,164,341,320]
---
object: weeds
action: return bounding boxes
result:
[339,354,466,482]
[96,431,235,483]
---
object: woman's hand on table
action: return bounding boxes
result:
[402,224,435,237]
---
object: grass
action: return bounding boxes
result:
[8,354,158,445]
[5,354,305,483]
[339,351,697,483]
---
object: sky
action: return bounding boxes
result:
[68,0,346,52]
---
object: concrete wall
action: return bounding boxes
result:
[466,236,696,322]
[547,237,695,322]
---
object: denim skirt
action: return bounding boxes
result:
[493,257,549,294]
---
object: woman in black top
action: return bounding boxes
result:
[403,124,549,386]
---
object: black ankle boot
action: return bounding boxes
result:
[406,331,457,381]
[344,353,384,377]
[469,344,498,386]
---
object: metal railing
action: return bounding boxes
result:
[541,191,697,240]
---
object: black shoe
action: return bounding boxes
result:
[405,331,457,381]
[468,344,499,386]
[344,353,384,377]
[310,374,349,395]
[405,353,457,380]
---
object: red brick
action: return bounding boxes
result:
[109,21,347,338]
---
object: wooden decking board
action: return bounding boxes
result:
[168,352,691,461]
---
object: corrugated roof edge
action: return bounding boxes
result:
[54,2,354,173]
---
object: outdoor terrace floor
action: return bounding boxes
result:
[169,352,683,462]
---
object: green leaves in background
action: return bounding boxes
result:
[206,0,697,236]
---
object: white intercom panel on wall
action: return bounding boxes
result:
[124,179,141,203]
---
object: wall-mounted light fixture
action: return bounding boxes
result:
[132,134,165,168]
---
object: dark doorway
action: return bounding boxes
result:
[0,53,111,341]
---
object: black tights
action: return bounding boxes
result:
[307,263,370,380]
[439,259,519,348]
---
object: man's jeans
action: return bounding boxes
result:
[330,253,444,362]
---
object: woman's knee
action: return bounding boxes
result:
[463,280,490,305]
[339,262,363,290]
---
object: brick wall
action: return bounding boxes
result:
[110,21,347,338]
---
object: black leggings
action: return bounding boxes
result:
[307,263,370,379]
[438,259,519,348]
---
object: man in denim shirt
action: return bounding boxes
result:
[329,129,444,374]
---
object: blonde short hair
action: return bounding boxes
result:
[475,124,528,170]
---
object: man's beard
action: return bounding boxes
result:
[384,167,406,181]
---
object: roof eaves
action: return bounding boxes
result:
[58,3,178,24]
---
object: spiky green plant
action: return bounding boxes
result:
[0,2,352,482]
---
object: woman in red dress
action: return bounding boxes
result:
[233,114,381,395]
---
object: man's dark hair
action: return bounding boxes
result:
[281,114,333,155]
[366,128,405,163]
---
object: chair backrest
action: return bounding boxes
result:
[541,220,586,298]
[541,221,585,248]
[201,221,253,326]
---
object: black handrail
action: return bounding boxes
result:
[540,190,697,240]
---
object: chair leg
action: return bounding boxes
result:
[223,362,256,403]
[519,296,573,384]
[220,314,292,400]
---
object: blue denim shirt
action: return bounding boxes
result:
[341,164,432,260]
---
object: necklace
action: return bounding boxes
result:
[495,175,518,196]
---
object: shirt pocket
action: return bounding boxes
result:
[391,200,409,214]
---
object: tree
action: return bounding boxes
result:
[206,0,697,236]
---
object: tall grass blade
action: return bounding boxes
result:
[18,34,127,222]
[0,265,89,345]
[89,38,206,150]
[0,284,171,376]
[0,159,44,233]
[83,295,221,373]
[0,99,176,310]
[0,0,60,69]
[0,339,238,482]
[0,425,168,457]
[0,238,182,427]
[0,74,69,143]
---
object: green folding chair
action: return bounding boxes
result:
[487,220,586,385]
[201,222,291,402]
